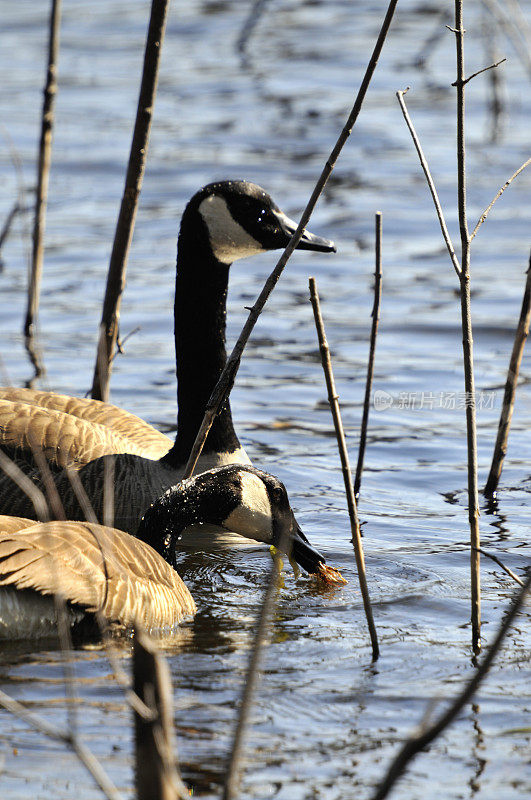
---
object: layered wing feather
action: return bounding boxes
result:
[0,518,196,631]
[0,388,172,467]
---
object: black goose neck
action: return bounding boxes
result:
[163,218,241,467]
[136,488,195,562]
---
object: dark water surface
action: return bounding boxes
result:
[0,1,530,798]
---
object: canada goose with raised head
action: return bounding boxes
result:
[0,465,326,639]
[0,181,335,531]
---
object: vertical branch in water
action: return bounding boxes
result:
[484,251,531,497]
[91,0,170,402]
[354,212,383,499]
[452,0,481,655]
[25,0,62,373]
[398,5,488,654]
[309,277,379,661]
[223,548,285,800]
[370,571,531,800]
[133,631,189,800]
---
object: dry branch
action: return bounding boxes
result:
[309,277,379,661]
[25,0,62,340]
[0,450,49,522]
[451,57,506,86]
[183,0,400,479]
[0,202,23,254]
[0,687,123,800]
[134,631,189,800]
[396,89,461,277]
[91,0,170,402]
[397,3,483,654]
[354,212,383,499]
[452,1,481,655]
[470,157,531,241]
[475,547,525,587]
[370,571,531,800]
[484,252,531,497]
[222,545,287,799]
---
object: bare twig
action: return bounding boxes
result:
[399,5,483,653]
[0,450,49,522]
[26,440,80,735]
[470,157,531,241]
[91,0,170,402]
[452,0,482,655]
[396,89,461,277]
[223,547,286,800]
[134,631,189,800]
[102,632,156,721]
[370,572,531,800]
[25,0,62,339]
[0,202,22,254]
[103,452,116,529]
[113,325,141,360]
[309,277,379,660]
[65,466,99,524]
[0,125,28,260]
[0,687,123,800]
[484,252,531,497]
[451,57,506,86]
[184,0,400,479]
[475,547,525,587]
[354,212,383,499]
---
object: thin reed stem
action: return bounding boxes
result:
[470,157,531,241]
[0,686,123,800]
[475,547,524,587]
[370,571,531,800]
[223,547,286,800]
[309,277,379,661]
[183,0,399,479]
[399,4,482,653]
[484,252,531,497]
[396,89,461,277]
[0,202,23,253]
[0,450,49,522]
[451,57,506,86]
[453,0,481,655]
[91,0,170,402]
[354,212,383,499]
[25,0,62,340]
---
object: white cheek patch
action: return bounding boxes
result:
[198,195,267,264]
[223,472,273,543]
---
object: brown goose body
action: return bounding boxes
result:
[0,514,196,638]
[0,464,328,640]
[0,181,335,532]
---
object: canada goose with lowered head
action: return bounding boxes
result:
[0,181,335,530]
[0,464,327,639]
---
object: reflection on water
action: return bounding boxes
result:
[1,0,530,798]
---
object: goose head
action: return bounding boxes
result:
[138,465,325,574]
[180,180,336,265]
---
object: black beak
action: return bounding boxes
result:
[276,210,336,254]
[287,518,326,574]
